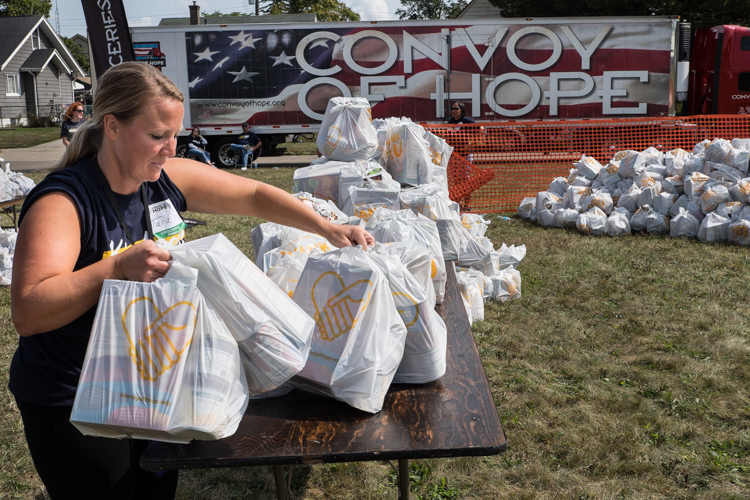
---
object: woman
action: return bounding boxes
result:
[9,62,373,499]
[187,126,212,165]
[60,102,86,147]
[447,101,476,125]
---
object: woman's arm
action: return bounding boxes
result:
[164,158,373,248]
[61,137,70,147]
[11,192,171,336]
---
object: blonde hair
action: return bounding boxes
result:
[56,62,184,170]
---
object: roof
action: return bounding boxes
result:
[158,13,317,25]
[0,16,44,67]
[19,48,72,74]
[0,15,84,76]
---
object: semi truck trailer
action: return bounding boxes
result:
[129,17,748,168]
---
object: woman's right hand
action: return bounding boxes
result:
[113,240,172,282]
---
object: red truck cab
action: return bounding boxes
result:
[688,25,750,115]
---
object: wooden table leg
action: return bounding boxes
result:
[273,465,288,500]
[398,459,410,499]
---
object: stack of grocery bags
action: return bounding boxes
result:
[519,138,750,244]
[293,97,526,319]
[71,97,526,441]
[71,234,315,442]
[0,158,38,285]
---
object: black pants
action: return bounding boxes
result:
[15,398,179,500]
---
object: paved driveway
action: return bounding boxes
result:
[0,140,65,172]
[0,140,315,173]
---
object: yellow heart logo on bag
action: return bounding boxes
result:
[122,298,197,382]
[391,291,419,328]
[389,132,403,158]
[732,224,749,238]
[311,271,373,341]
[323,126,342,156]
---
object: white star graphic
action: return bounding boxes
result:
[310,38,331,49]
[228,31,248,46]
[270,51,296,67]
[239,35,262,50]
[188,76,203,88]
[213,56,230,71]
[227,66,259,83]
[194,46,219,62]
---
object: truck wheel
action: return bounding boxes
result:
[261,136,273,156]
[213,137,239,169]
[175,144,187,158]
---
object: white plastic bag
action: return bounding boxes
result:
[367,209,447,304]
[293,161,355,205]
[347,186,401,221]
[368,250,447,384]
[71,263,248,443]
[456,268,485,324]
[317,97,378,161]
[728,220,750,245]
[171,234,315,396]
[490,265,522,302]
[698,212,731,242]
[670,208,700,238]
[645,211,669,234]
[291,247,407,413]
[384,121,435,186]
[605,209,631,236]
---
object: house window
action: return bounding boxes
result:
[31,29,41,50]
[5,74,20,96]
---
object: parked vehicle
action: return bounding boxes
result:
[129,17,745,167]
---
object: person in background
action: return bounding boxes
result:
[60,102,85,147]
[447,101,476,125]
[229,123,262,170]
[9,61,373,500]
[187,127,212,166]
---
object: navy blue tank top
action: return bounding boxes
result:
[9,156,187,406]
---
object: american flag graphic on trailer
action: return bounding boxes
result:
[184,20,675,127]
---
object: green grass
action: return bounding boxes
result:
[2,168,750,499]
[0,127,61,151]
[271,134,318,156]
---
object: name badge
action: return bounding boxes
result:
[148,199,186,246]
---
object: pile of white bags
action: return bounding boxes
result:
[519,138,750,244]
[0,160,36,201]
[73,233,319,440]
[0,160,36,286]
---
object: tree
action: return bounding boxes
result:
[396,0,467,20]
[484,0,750,31]
[203,10,245,17]
[0,0,51,16]
[261,0,360,22]
[62,36,89,75]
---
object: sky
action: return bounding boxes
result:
[51,0,402,38]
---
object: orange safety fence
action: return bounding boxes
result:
[423,115,750,213]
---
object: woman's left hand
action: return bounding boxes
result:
[321,223,375,250]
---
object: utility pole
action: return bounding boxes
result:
[55,1,61,35]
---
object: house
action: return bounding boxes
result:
[456,0,503,19]
[0,15,85,125]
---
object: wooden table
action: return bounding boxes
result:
[0,195,25,230]
[141,264,507,499]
